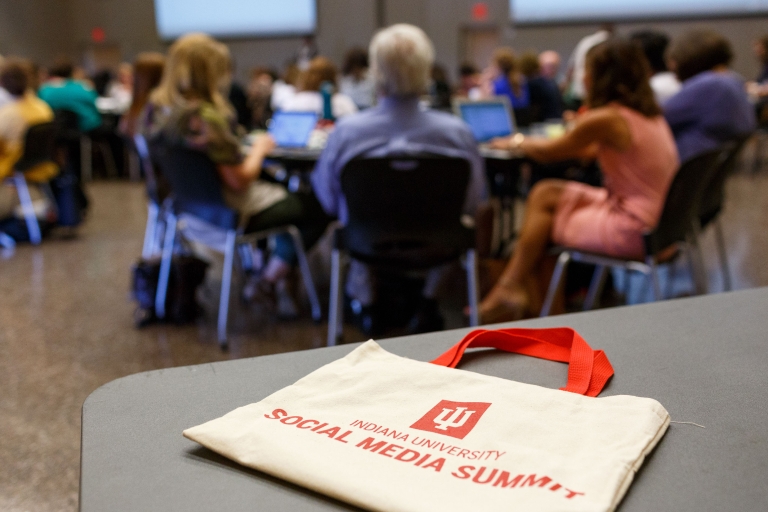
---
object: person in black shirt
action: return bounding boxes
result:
[519,52,563,123]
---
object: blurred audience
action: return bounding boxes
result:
[246,67,277,130]
[488,47,530,109]
[456,62,482,99]
[339,47,375,110]
[563,24,614,109]
[282,56,357,118]
[429,64,452,110]
[119,52,165,138]
[630,30,681,105]
[0,58,58,221]
[480,39,678,322]
[520,51,563,122]
[664,29,756,162]
[311,24,486,333]
[271,62,299,111]
[538,50,561,82]
[39,59,101,132]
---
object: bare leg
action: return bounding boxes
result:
[478,179,568,323]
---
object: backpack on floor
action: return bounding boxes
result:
[131,255,209,327]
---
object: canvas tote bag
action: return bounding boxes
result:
[184,327,669,512]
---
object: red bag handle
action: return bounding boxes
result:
[431,327,614,397]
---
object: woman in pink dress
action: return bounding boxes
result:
[479,38,679,323]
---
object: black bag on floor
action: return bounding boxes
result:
[50,171,84,227]
[131,255,209,327]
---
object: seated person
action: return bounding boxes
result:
[311,23,486,333]
[119,52,165,138]
[38,59,101,132]
[143,33,328,316]
[486,48,530,110]
[339,48,375,110]
[630,30,681,105]
[281,57,358,119]
[664,29,756,162]
[478,39,679,322]
[0,58,58,222]
[519,51,563,122]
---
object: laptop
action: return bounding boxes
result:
[267,111,319,148]
[454,98,516,143]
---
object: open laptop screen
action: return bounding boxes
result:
[457,101,515,143]
[268,111,318,148]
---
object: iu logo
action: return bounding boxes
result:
[410,400,491,440]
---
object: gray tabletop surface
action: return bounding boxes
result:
[80,288,768,511]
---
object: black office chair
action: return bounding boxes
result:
[6,122,58,245]
[540,147,729,316]
[150,140,321,347]
[328,156,480,346]
[692,138,749,292]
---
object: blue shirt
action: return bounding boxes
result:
[493,76,530,109]
[663,71,756,162]
[310,96,486,224]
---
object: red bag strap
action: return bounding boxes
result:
[430,327,614,397]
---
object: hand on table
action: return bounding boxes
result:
[489,136,514,151]
[250,133,277,156]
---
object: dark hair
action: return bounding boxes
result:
[630,30,670,74]
[586,38,661,117]
[459,63,477,77]
[518,51,540,79]
[92,69,113,96]
[49,59,74,79]
[667,29,733,82]
[757,35,768,65]
[125,52,165,131]
[0,58,29,96]
[493,47,524,97]
[342,48,368,77]
[300,56,337,92]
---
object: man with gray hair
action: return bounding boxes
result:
[311,24,486,334]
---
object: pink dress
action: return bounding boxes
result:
[551,106,679,259]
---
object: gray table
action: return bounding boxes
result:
[80,289,768,511]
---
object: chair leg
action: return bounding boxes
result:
[217,230,236,348]
[713,218,732,291]
[142,203,159,260]
[327,248,343,346]
[583,264,608,311]
[98,141,118,179]
[646,257,662,301]
[665,259,677,299]
[466,249,480,326]
[13,174,42,245]
[80,136,92,182]
[288,226,322,323]
[128,149,141,182]
[540,251,571,317]
[155,213,177,319]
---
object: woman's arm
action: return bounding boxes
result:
[217,134,276,192]
[490,106,631,163]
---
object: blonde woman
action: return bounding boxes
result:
[143,33,329,314]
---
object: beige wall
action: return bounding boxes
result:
[0,0,74,64]
[1,0,765,84]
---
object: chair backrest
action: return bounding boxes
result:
[699,136,750,226]
[339,156,473,267]
[14,122,57,172]
[148,139,238,230]
[133,133,161,204]
[644,148,728,255]
[53,109,82,141]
